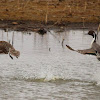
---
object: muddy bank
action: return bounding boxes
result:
[0,20,99,33]
[0,0,100,32]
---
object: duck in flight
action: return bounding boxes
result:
[66,30,100,61]
[0,41,20,59]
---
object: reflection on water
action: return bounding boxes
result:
[0,29,100,100]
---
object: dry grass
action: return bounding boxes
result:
[0,0,100,23]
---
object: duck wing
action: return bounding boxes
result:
[66,45,96,56]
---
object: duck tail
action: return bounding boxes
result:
[66,45,75,51]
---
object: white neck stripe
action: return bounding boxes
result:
[91,37,95,47]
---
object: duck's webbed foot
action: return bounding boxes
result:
[9,53,13,59]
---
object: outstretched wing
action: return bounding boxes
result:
[66,45,96,56]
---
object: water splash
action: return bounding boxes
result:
[93,67,100,86]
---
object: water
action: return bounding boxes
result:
[0,29,100,100]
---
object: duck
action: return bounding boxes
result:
[0,41,20,59]
[66,30,100,61]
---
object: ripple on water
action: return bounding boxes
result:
[0,29,100,100]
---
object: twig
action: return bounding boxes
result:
[23,0,30,9]
[17,0,20,9]
[97,24,100,36]
[45,1,49,24]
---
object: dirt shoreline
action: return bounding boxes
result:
[0,0,100,32]
[0,0,100,25]
[0,20,99,32]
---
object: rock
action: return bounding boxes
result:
[12,22,18,25]
[37,28,47,35]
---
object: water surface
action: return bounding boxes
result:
[0,29,100,100]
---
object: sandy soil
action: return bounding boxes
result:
[0,0,100,23]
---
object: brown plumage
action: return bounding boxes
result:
[0,41,20,59]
